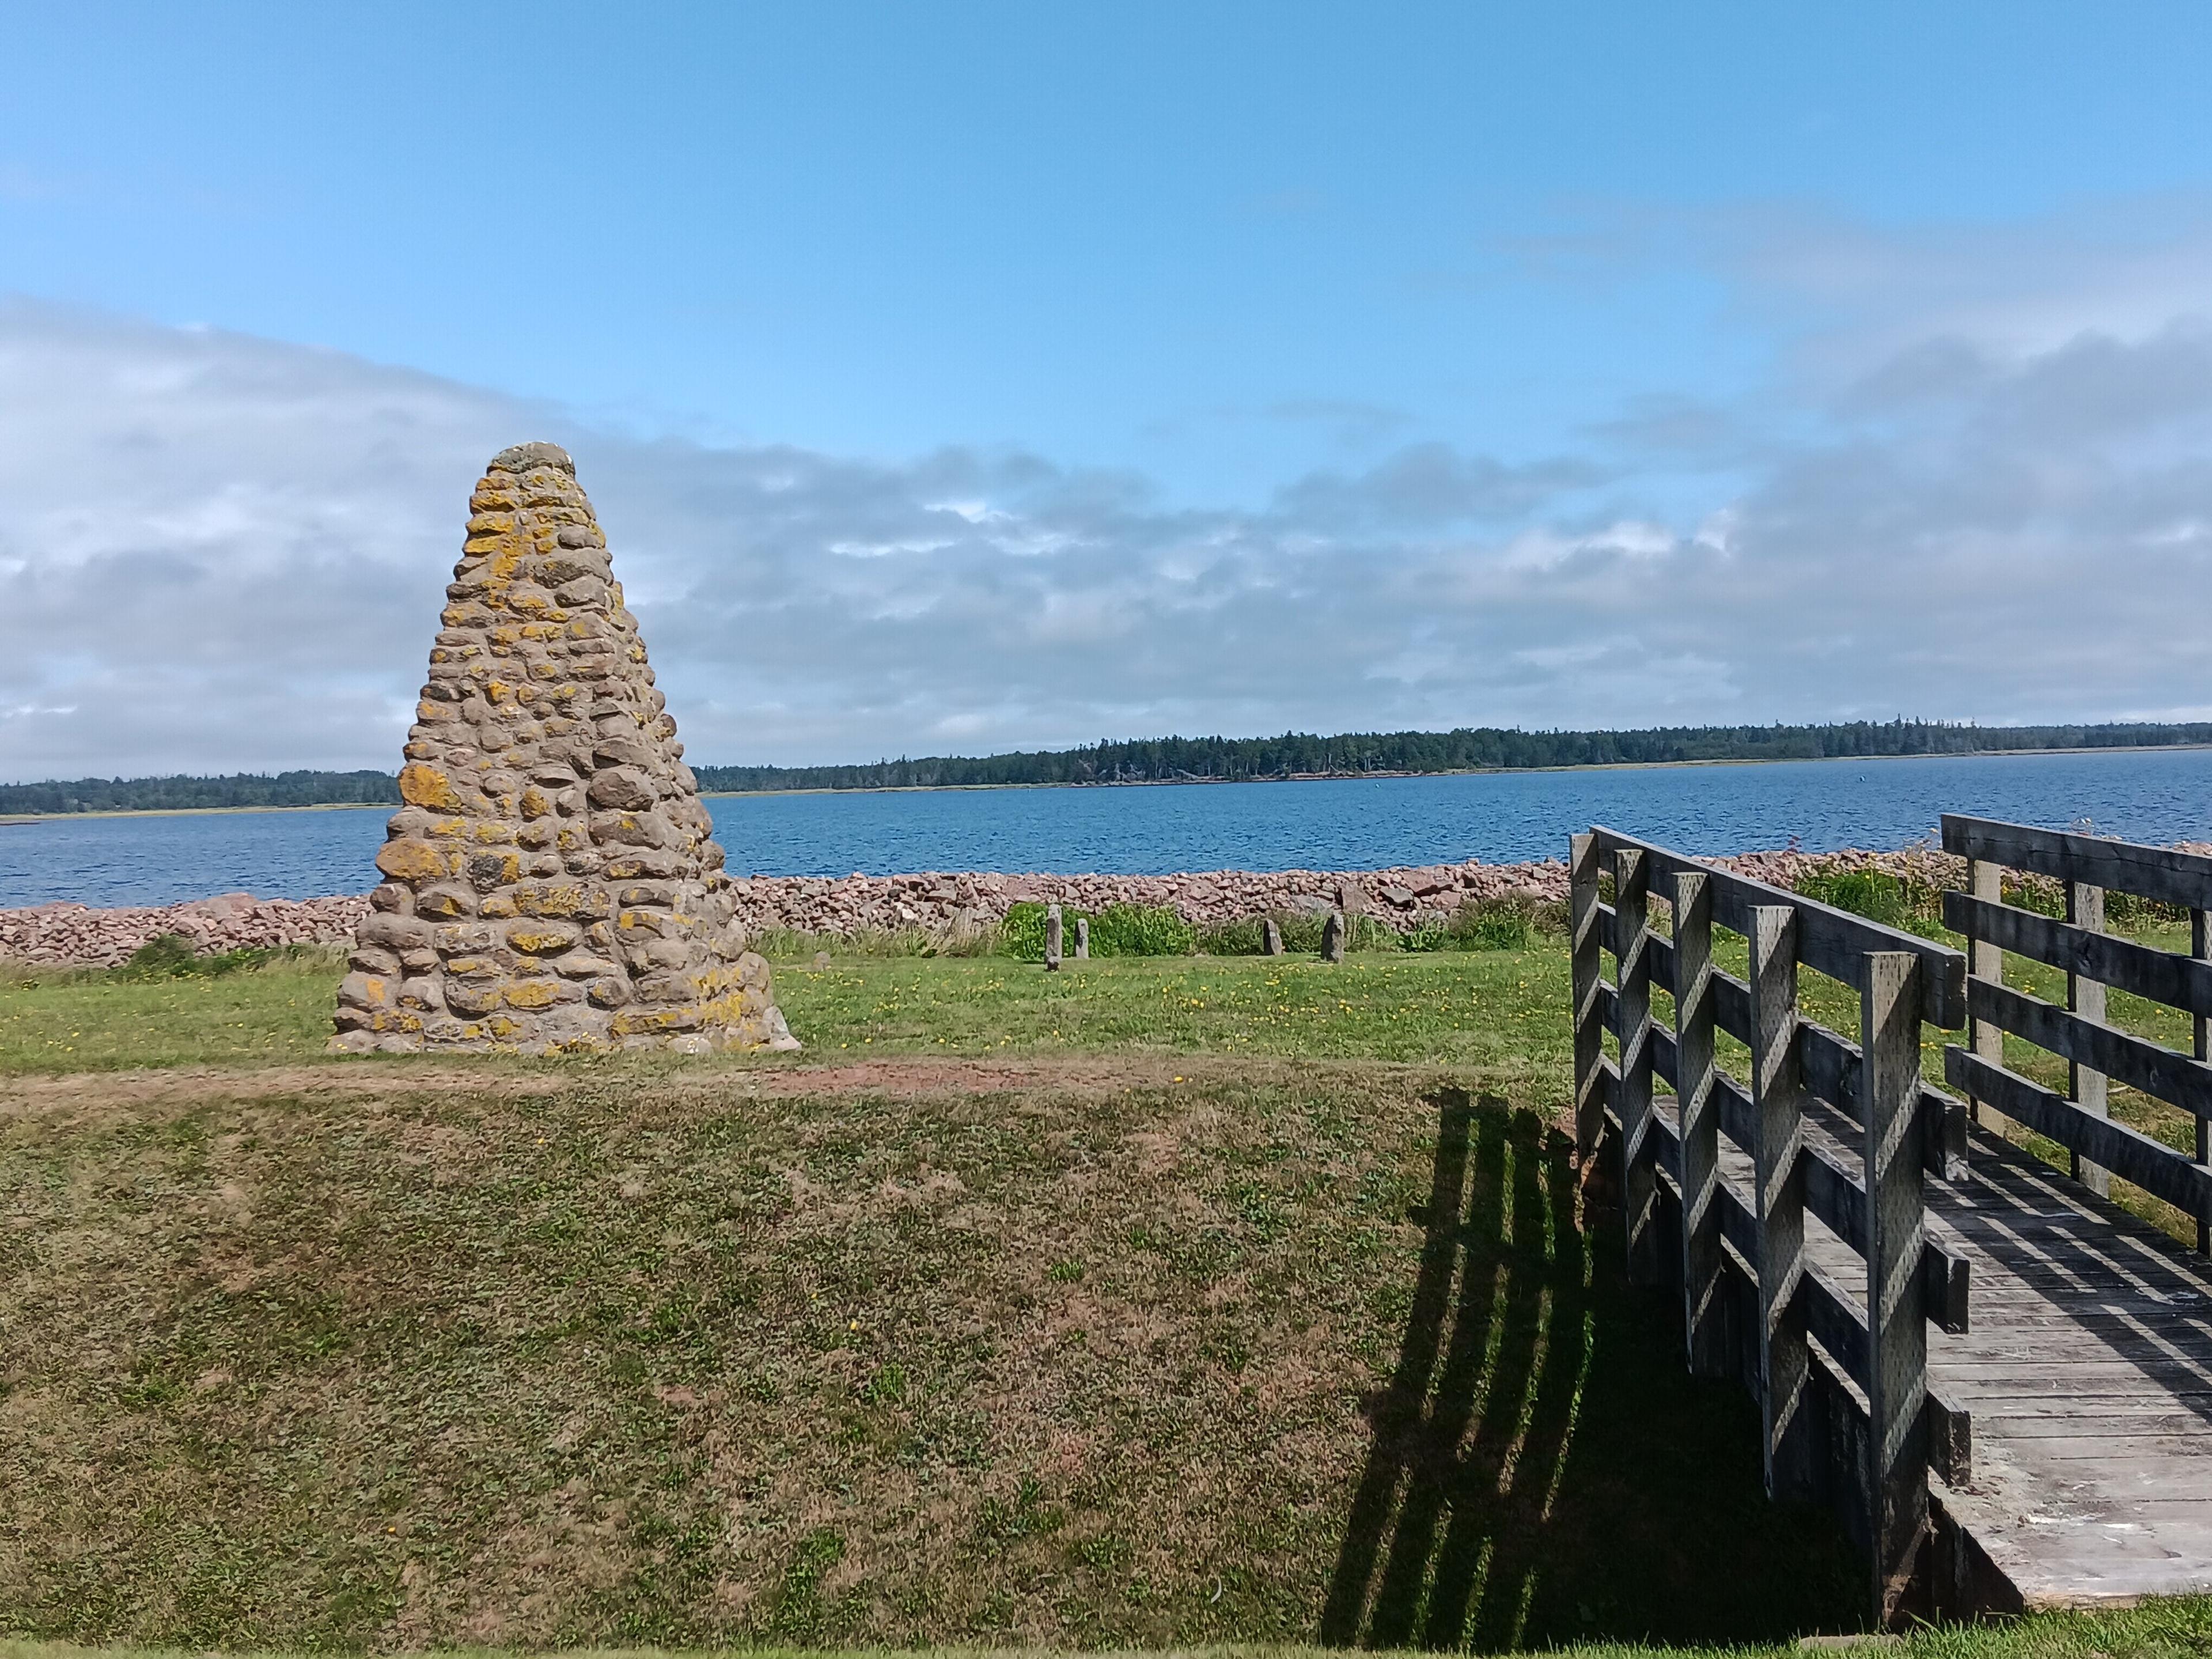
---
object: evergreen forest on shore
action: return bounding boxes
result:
[5,718,2209,813]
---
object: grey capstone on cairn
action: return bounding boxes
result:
[331,442,800,1055]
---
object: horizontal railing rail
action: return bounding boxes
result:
[1942,814,2212,1250]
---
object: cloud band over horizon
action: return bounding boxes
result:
[5,224,2212,783]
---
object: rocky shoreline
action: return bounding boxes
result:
[0,843,1973,967]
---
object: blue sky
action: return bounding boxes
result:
[6,4,2212,775]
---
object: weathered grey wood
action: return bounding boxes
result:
[1802,1260,1869,1386]
[1968,978,2212,1120]
[1944,814,2212,913]
[1592,825,1967,1027]
[1674,870,1725,1374]
[1261,916,1283,956]
[1628,914,1964,1176]
[1925,1391,1971,1488]
[1320,909,1346,963]
[1864,950,1930,1624]
[1943,1048,2212,1215]
[1630,1057,1968,1334]
[1073,916,1090,960]
[1914,1127,2212,1609]
[1749,903,1814,1498]
[1616,850,1661,1285]
[1797,1013,1970,1181]
[1968,857,2005,1129]
[2198,909,2209,1256]
[1044,903,1063,971]
[1570,833,1604,1156]
[2067,882,2110,1195]
[1943,891,2212,1016]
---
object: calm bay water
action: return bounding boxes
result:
[4,747,2211,910]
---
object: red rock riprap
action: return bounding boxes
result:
[10,839,2100,968]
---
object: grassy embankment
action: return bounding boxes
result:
[1,910,2209,1654]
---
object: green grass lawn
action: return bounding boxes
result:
[9,1594,2212,1659]
[5,929,2212,1653]
[0,949,1573,1087]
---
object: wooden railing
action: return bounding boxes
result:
[1941,814,2212,1252]
[1570,827,1971,1625]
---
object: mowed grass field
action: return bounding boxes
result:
[2,927,2210,1654]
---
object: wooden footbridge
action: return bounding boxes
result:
[1571,817,2212,1626]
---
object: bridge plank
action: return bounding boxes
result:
[1915,1130,2212,1607]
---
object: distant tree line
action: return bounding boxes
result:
[691,720,2212,791]
[0,770,404,815]
[6,721,2209,813]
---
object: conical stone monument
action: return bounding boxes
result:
[332,442,799,1055]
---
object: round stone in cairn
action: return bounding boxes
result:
[331,442,800,1055]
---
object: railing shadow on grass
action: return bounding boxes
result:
[1320,1089,1864,1651]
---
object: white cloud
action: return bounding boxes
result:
[6,213,2212,783]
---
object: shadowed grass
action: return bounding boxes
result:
[1,1069,1859,1649]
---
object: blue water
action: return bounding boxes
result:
[5,748,2211,909]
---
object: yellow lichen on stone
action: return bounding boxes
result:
[515,884,588,918]
[398,763,464,810]
[504,981,563,1009]
[374,839,452,884]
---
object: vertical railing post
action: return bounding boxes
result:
[1615,849,1658,1285]
[1863,950,1930,1626]
[1570,833,1604,1158]
[1748,904,1812,1500]
[2196,910,2209,1257]
[2066,881,2109,1196]
[1673,869,1724,1374]
[1966,858,2005,1128]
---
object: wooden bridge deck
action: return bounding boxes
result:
[1922,1126,2212,1607]
[1709,1096,2212,1607]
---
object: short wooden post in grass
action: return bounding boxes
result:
[1673,869,1725,1375]
[1863,949,1930,1626]
[1748,903,1813,1501]
[1262,916,1284,956]
[1570,832,1604,1158]
[1614,848,1659,1286]
[2067,881,2110,1196]
[1074,916,1090,959]
[1967,858,2004,1130]
[1321,910,1346,963]
[1045,903,1063,971]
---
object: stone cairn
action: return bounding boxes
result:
[332,442,798,1055]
